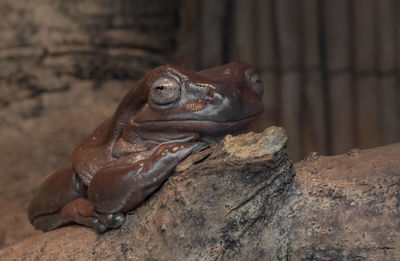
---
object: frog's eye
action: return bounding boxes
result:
[149,77,181,106]
[249,73,264,97]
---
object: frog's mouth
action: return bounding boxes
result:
[132,113,260,138]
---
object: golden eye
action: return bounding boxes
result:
[149,77,180,106]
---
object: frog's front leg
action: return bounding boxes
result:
[28,141,204,233]
[87,141,205,216]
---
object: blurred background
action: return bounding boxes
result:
[181,0,400,161]
[0,0,399,249]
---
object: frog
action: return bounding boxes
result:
[27,61,264,233]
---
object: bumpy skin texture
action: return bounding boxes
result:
[27,62,264,233]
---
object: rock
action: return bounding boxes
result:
[289,143,400,260]
[222,127,288,159]
[1,128,400,260]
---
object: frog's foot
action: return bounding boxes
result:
[59,198,126,233]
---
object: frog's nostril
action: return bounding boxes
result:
[249,74,264,97]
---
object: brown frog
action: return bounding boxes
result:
[27,61,264,233]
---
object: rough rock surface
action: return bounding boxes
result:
[290,144,400,260]
[1,127,400,260]
[0,0,179,248]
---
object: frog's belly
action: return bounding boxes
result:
[102,150,152,169]
[75,150,152,185]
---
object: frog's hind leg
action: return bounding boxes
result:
[32,197,125,233]
[27,167,87,231]
[30,210,70,232]
[28,167,125,233]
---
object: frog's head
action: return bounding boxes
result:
[112,62,264,142]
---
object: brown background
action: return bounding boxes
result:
[182,0,400,161]
[0,0,399,249]
[0,0,180,248]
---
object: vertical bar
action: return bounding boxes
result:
[302,0,328,155]
[198,0,225,69]
[324,0,355,155]
[397,1,400,139]
[231,0,255,62]
[254,0,279,130]
[377,0,399,144]
[275,0,303,161]
[354,0,381,148]
[175,0,201,69]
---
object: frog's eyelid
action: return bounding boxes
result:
[164,68,189,82]
[151,73,182,87]
[152,77,179,87]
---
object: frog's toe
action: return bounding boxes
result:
[93,218,108,234]
[109,213,126,228]
[99,213,126,229]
